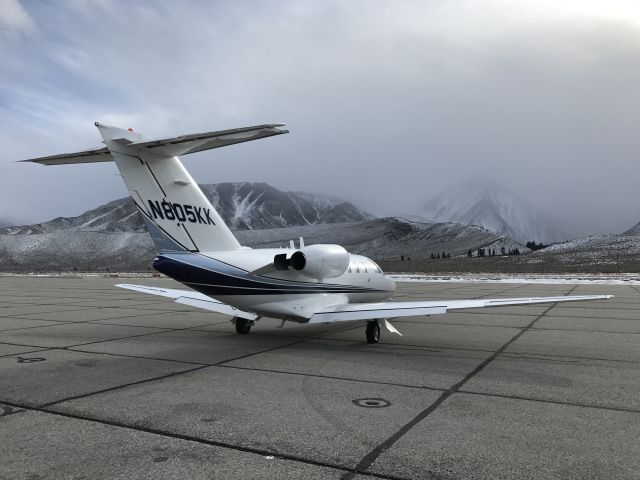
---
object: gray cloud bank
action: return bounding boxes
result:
[1,0,640,236]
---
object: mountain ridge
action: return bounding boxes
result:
[0,182,373,235]
[623,220,640,236]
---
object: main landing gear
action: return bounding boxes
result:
[366,319,381,344]
[234,317,254,335]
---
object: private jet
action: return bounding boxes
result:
[22,123,612,343]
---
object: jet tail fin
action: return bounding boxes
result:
[21,122,289,253]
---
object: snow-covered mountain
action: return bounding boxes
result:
[0,182,372,235]
[420,177,574,244]
[521,233,640,270]
[0,217,524,272]
[200,183,372,230]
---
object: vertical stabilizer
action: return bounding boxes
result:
[95,123,241,253]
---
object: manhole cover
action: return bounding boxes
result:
[352,398,391,408]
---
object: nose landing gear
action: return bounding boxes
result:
[366,319,381,343]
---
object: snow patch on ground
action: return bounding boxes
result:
[390,273,640,285]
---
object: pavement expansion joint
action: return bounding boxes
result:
[455,390,640,414]
[0,403,27,418]
[64,347,206,366]
[40,365,210,408]
[217,364,449,393]
[0,347,54,358]
[530,326,640,335]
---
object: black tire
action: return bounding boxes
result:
[235,317,252,335]
[366,320,380,344]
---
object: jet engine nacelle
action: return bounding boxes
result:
[288,244,350,279]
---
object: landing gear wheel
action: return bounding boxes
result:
[366,320,380,344]
[235,317,252,335]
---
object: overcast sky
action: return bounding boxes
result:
[2,0,640,235]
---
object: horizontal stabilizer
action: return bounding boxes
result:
[116,284,257,320]
[20,123,288,165]
[127,123,288,158]
[19,147,112,166]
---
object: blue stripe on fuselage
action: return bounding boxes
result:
[153,252,382,296]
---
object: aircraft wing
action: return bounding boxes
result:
[308,294,612,323]
[115,284,257,320]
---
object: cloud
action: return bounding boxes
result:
[2,0,640,234]
[0,0,34,37]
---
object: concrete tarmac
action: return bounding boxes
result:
[0,276,638,479]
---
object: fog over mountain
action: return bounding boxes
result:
[420,177,576,244]
[0,217,24,229]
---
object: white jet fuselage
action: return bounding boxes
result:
[152,248,396,322]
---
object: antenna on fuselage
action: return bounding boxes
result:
[289,239,295,249]
[299,237,305,248]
